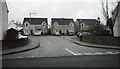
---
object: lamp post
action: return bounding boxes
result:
[29,13,37,24]
[29,13,37,35]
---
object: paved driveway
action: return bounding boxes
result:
[2,36,120,59]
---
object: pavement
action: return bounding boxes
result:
[60,36,120,50]
[1,36,40,55]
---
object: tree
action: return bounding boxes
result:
[106,18,113,35]
[101,0,109,22]
[101,0,119,21]
[101,0,119,35]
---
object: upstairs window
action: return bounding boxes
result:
[42,22,46,28]
[24,21,29,27]
[54,22,59,28]
[80,22,85,28]
[69,22,74,28]
[26,24,28,27]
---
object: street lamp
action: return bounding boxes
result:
[30,13,37,17]
[29,13,37,23]
[29,13,37,35]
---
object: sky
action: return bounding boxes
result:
[6,0,118,25]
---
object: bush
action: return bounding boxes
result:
[101,30,110,36]
[93,30,110,36]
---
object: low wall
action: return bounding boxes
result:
[2,39,29,50]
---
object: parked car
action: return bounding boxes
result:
[76,32,92,41]
[76,32,83,41]
[77,32,91,37]
[18,33,28,40]
[33,30,42,36]
[82,32,91,36]
[55,32,60,36]
[68,32,74,36]
[76,32,82,37]
[76,32,80,37]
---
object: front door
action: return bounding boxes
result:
[31,30,33,35]
[59,30,61,34]
[67,30,69,35]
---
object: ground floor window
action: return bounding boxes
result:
[24,29,29,35]
[42,29,47,34]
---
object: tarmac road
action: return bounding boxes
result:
[2,36,120,59]
[2,54,120,67]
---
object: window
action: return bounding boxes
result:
[24,21,29,27]
[42,22,46,28]
[54,22,59,28]
[80,22,85,28]
[26,24,28,27]
[69,22,74,28]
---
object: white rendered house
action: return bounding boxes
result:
[23,18,48,35]
[0,0,9,40]
[51,18,75,35]
[112,2,120,37]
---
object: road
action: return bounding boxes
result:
[2,36,120,67]
[2,55,120,67]
[2,36,120,59]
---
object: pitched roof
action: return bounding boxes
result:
[77,19,98,25]
[51,18,74,25]
[23,18,47,25]
[6,28,19,32]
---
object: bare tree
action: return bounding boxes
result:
[101,0,119,35]
[101,0,119,22]
[101,0,109,22]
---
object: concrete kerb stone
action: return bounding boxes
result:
[69,40,120,50]
[2,43,40,55]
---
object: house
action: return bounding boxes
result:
[0,0,9,40]
[112,2,120,37]
[51,18,75,35]
[23,18,48,35]
[75,19,100,33]
[6,28,19,40]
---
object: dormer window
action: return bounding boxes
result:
[42,22,46,28]
[42,21,46,28]
[54,22,59,28]
[24,21,29,27]
[26,23,28,27]
[69,22,74,28]
[80,22,85,28]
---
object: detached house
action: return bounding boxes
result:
[75,19,99,33]
[112,2,120,37]
[23,18,48,35]
[0,0,9,40]
[51,18,75,35]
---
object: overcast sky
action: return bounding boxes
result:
[6,0,118,25]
